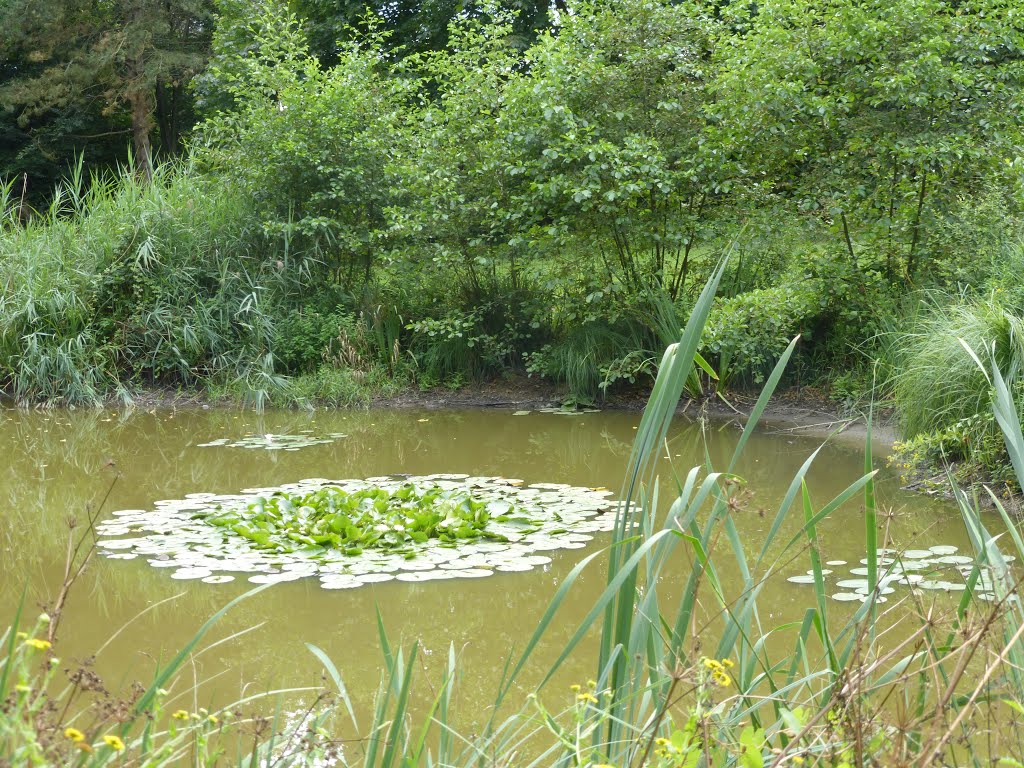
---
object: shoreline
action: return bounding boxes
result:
[2,375,897,449]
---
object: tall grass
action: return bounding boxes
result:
[891,294,1024,438]
[312,262,1024,766]
[0,160,295,408]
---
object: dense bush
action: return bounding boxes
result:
[701,280,826,387]
[0,164,293,406]
[2,0,1023,416]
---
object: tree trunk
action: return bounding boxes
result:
[130,86,154,182]
[155,79,184,156]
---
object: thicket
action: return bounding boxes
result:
[2,0,1024,431]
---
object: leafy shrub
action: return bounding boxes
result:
[701,280,825,386]
[272,308,357,374]
[525,320,643,401]
[888,296,1024,486]
[285,364,407,407]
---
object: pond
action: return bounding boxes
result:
[0,405,981,728]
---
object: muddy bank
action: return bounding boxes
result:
[367,376,896,450]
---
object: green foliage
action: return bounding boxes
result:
[0,0,215,180]
[202,483,524,554]
[892,296,1024,439]
[714,0,1024,284]
[505,0,733,295]
[196,7,408,287]
[889,296,1024,486]
[273,307,357,374]
[702,280,825,386]
[275,362,407,408]
[0,163,290,406]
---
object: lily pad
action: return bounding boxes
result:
[197,433,341,450]
[98,475,618,590]
[787,575,817,584]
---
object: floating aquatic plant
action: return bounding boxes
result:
[199,484,535,555]
[195,432,345,450]
[783,544,1017,603]
[95,475,617,589]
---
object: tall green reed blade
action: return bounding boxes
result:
[963,346,1024,694]
[801,481,839,681]
[864,401,878,630]
[306,642,358,730]
[380,642,418,768]
[0,584,28,702]
[598,258,729,753]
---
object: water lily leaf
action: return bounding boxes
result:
[99,475,617,590]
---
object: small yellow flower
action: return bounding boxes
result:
[587,679,597,688]
[577,692,599,704]
[172,709,190,720]
[207,714,219,725]
[64,727,85,742]
[24,637,51,651]
[103,734,125,751]
[570,683,581,693]
[655,737,670,746]
[15,683,31,694]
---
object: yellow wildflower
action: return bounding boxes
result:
[15,683,31,693]
[172,709,190,720]
[701,657,734,686]
[577,692,599,704]
[207,714,219,725]
[570,683,581,692]
[103,734,125,751]
[24,638,51,651]
[64,727,85,742]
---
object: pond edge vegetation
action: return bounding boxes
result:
[6,264,1024,765]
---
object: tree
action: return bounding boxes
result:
[713,0,1024,284]
[195,3,409,285]
[291,0,561,66]
[505,0,733,297]
[0,0,214,182]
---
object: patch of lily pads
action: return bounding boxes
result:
[785,545,1017,603]
[95,475,618,589]
[195,431,346,450]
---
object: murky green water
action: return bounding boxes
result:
[0,406,979,727]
